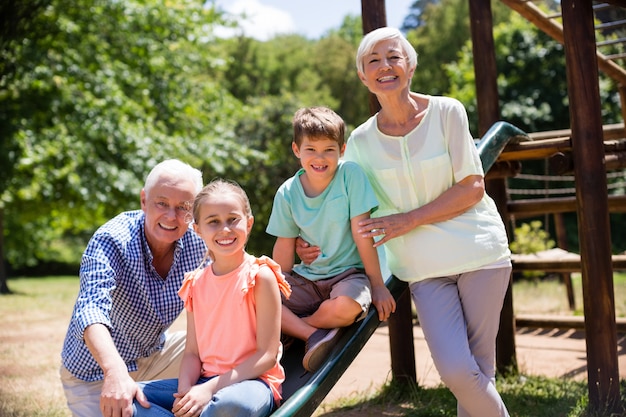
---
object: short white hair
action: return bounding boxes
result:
[144,159,203,196]
[355,27,418,74]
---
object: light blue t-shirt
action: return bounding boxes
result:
[266,160,378,281]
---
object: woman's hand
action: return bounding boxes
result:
[358,213,412,247]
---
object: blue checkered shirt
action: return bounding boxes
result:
[61,210,206,382]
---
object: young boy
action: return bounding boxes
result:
[266,106,396,373]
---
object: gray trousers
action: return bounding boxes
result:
[410,266,512,417]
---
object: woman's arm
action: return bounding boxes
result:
[359,175,485,247]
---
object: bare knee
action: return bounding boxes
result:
[308,296,362,328]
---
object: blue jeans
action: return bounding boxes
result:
[134,377,274,417]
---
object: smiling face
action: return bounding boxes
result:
[358,38,415,96]
[140,174,196,253]
[193,192,253,266]
[292,135,345,188]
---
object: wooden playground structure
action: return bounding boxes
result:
[271,0,626,415]
[361,0,626,413]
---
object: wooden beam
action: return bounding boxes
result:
[360,0,417,385]
[360,0,385,115]
[525,123,625,141]
[470,0,518,375]
[561,0,620,410]
[497,137,626,162]
[515,314,626,333]
[508,195,626,218]
[511,254,626,272]
[500,0,626,85]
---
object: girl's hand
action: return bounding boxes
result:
[358,213,411,247]
[172,380,216,417]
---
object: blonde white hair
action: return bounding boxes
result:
[355,27,418,74]
[144,159,203,196]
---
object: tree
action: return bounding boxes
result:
[445,13,624,251]
[401,0,440,31]
[0,0,245,292]
[445,12,622,134]
[406,0,511,97]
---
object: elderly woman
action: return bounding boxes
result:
[344,27,512,417]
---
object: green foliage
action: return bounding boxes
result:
[0,0,251,267]
[510,220,555,255]
[406,0,512,99]
[445,12,623,135]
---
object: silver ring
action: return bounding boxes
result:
[382,228,385,234]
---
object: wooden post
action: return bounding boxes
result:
[468,0,518,374]
[554,213,576,310]
[360,0,417,385]
[360,0,385,116]
[561,0,620,411]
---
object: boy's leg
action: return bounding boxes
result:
[300,269,372,372]
[302,295,362,328]
[280,271,324,341]
[281,304,317,341]
[305,268,371,328]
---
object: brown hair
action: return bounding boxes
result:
[192,178,252,266]
[192,178,252,225]
[292,106,345,147]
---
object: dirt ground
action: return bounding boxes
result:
[2,293,625,417]
[312,323,626,416]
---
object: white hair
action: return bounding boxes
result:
[144,159,203,196]
[355,27,418,74]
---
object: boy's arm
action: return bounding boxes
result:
[273,237,297,273]
[351,212,396,321]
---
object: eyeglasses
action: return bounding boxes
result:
[151,200,193,224]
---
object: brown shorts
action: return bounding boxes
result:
[282,267,372,321]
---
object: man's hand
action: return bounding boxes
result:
[295,237,320,265]
[100,370,149,417]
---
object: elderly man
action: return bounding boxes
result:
[60,159,206,417]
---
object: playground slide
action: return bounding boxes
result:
[270,121,530,417]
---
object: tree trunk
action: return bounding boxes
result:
[0,207,11,294]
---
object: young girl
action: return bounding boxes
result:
[135,179,291,417]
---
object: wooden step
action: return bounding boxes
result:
[511,248,626,272]
[516,314,626,333]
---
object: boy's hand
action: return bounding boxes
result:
[295,237,320,265]
[371,285,396,321]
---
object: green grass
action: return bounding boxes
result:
[1,275,625,417]
[317,377,626,416]
[513,272,626,318]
